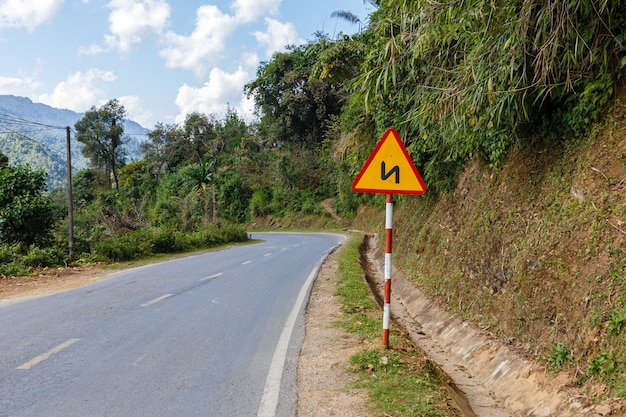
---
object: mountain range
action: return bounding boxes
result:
[0,95,148,189]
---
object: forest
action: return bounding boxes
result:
[1,1,624,280]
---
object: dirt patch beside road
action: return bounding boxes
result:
[297,250,372,417]
[0,266,108,302]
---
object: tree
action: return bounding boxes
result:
[0,165,56,245]
[72,168,96,208]
[245,36,344,148]
[183,112,218,164]
[217,108,248,152]
[142,122,185,175]
[0,152,8,168]
[75,99,128,189]
[183,160,217,223]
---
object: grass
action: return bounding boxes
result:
[334,235,461,417]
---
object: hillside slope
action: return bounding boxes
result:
[352,92,626,398]
[0,95,147,189]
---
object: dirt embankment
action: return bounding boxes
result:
[349,94,626,415]
[362,234,625,416]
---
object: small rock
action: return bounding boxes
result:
[595,404,612,416]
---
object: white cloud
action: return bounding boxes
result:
[78,43,107,56]
[241,51,260,70]
[174,66,253,123]
[254,18,303,58]
[104,0,170,53]
[37,69,116,112]
[0,0,63,32]
[231,0,280,23]
[0,75,41,95]
[118,95,152,127]
[160,5,237,77]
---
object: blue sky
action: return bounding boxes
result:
[0,0,373,128]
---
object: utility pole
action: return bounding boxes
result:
[66,126,74,257]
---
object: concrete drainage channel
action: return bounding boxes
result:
[358,234,609,417]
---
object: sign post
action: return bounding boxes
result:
[352,128,426,348]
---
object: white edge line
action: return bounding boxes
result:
[256,244,341,417]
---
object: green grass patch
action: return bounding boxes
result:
[334,235,461,417]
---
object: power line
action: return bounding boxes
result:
[0,111,66,131]
[0,123,68,160]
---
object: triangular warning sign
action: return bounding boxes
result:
[352,128,426,195]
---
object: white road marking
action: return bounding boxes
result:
[140,293,173,307]
[17,338,80,370]
[242,260,253,265]
[256,252,331,417]
[202,272,223,281]
[263,253,272,257]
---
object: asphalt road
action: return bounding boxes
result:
[0,232,345,417]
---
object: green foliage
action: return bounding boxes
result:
[250,189,271,216]
[0,243,67,276]
[91,224,248,262]
[0,165,57,245]
[588,351,620,378]
[347,0,626,192]
[73,168,96,208]
[335,236,380,339]
[350,349,402,373]
[22,246,67,268]
[245,35,344,148]
[217,171,252,223]
[142,122,186,172]
[545,344,572,371]
[607,309,626,336]
[74,99,128,189]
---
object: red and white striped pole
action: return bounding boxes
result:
[383,193,393,348]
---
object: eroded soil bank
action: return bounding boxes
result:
[361,234,626,417]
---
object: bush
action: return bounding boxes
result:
[89,223,249,262]
[0,243,68,276]
[250,190,271,216]
[22,246,67,268]
[149,228,184,253]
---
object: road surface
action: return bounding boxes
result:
[0,232,344,417]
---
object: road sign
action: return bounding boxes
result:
[352,128,426,194]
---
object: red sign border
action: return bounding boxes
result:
[352,128,427,195]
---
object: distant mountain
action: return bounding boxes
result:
[0,95,148,189]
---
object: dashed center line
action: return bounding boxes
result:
[263,253,272,257]
[17,338,80,370]
[202,272,223,281]
[242,260,253,265]
[140,293,173,307]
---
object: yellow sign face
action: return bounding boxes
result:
[352,128,426,194]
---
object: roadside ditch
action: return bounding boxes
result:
[359,234,621,417]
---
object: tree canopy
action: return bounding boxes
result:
[245,37,344,148]
[0,165,56,245]
[75,99,128,189]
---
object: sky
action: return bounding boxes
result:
[0,0,373,128]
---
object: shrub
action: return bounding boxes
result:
[22,246,67,268]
